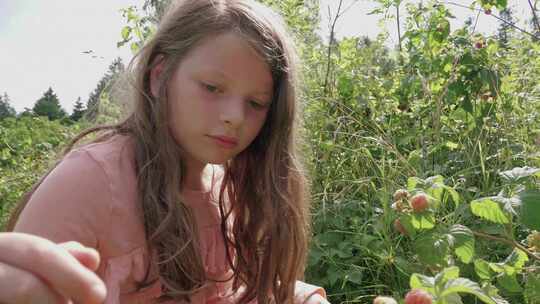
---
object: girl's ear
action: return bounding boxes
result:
[150,55,165,99]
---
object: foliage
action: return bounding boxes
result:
[32,87,66,120]
[85,57,125,121]
[70,97,86,122]
[1,1,540,303]
[0,93,16,120]
[0,117,82,229]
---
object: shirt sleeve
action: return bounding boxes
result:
[294,280,327,303]
[13,149,113,250]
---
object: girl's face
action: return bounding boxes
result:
[163,32,273,166]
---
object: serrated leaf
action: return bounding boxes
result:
[121,26,131,40]
[503,249,528,270]
[492,196,520,217]
[426,175,445,185]
[524,274,540,304]
[410,273,435,292]
[499,167,540,181]
[520,190,540,230]
[442,293,464,304]
[345,270,363,285]
[450,225,475,264]
[415,233,451,266]
[443,185,461,206]
[408,177,423,191]
[470,198,510,224]
[441,278,497,304]
[411,212,436,230]
[130,42,140,53]
[399,214,417,237]
[481,283,510,304]
[497,273,522,293]
[435,266,460,288]
[475,259,493,280]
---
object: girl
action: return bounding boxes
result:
[4,0,328,303]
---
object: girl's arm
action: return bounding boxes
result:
[9,149,113,302]
[13,149,112,248]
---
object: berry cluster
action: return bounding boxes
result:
[391,190,431,235]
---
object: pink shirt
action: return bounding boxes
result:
[14,134,325,303]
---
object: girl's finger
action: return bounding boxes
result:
[0,261,69,304]
[0,233,106,304]
[59,241,101,271]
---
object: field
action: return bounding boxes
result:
[1,0,539,303]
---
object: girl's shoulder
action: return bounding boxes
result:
[66,134,146,254]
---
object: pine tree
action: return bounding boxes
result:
[86,57,125,121]
[33,87,66,120]
[0,92,16,119]
[497,8,515,49]
[70,97,86,121]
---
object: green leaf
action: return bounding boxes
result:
[470,198,510,224]
[441,278,497,304]
[410,273,435,292]
[130,42,140,53]
[407,177,423,191]
[503,249,528,270]
[524,274,540,304]
[497,273,522,293]
[435,266,460,289]
[415,233,451,266]
[345,269,363,285]
[450,225,475,264]
[443,185,461,206]
[411,212,436,230]
[499,167,540,182]
[520,190,540,230]
[475,259,493,280]
[121,26,131,40]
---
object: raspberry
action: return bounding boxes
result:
[394,219,408,235]
[393,189,410,201]
[373,296,398,304]
[404,289,433,304]
[410,193,429,213]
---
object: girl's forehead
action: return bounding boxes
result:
[182,32,274,88]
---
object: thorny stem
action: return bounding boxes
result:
[442,1,540,40]
[528,0,540,36]
[472,230,540,262]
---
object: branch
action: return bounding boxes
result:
[323,0,344,95]
[528,0,540,36]
[472,230,540,262]
[442,1,540,40]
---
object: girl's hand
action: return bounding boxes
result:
[305,293,331,304]
[0,232,106,304]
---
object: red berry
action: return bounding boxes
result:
[484,9,492,15]
[394,219,408,235]
[374,296,398,304]
[475,41,484,49]
[404,289,433,304]
[410,193,429,212]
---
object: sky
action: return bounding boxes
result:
[0,0,535,113]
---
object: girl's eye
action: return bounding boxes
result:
[249,100,268,110]
[203,83,219,93]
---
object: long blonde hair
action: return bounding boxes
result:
[8,1,310,303]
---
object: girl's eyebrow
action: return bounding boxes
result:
[201,66,272,98]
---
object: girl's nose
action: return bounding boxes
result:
[220,97,245,128]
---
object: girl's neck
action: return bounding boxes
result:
[183,161,216,194]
